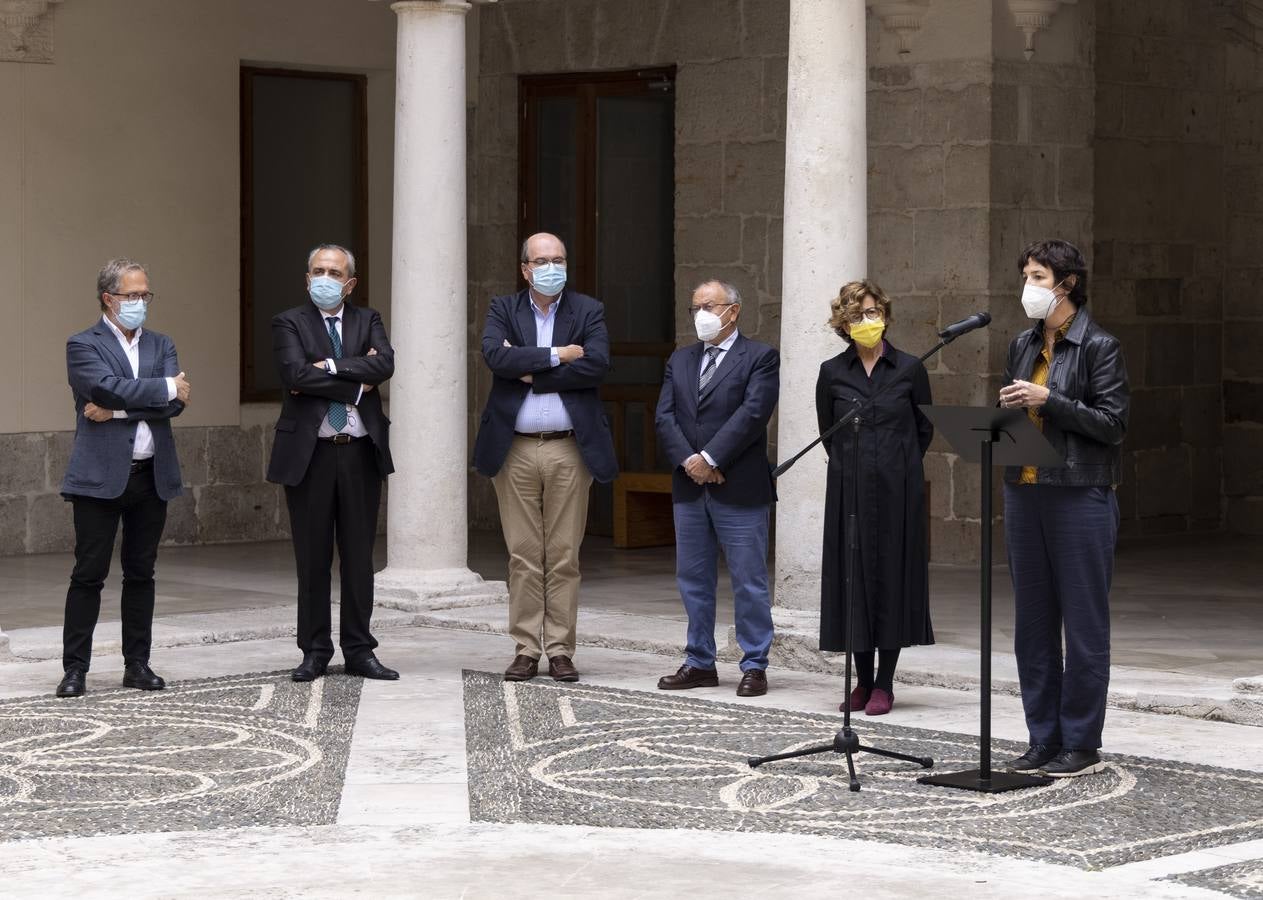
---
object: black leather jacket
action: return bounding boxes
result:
[1002,306,1129,487]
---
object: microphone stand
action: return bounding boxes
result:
[747,328,972,791]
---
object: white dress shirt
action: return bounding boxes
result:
[317,309,368,439]
[102,316,176,461]
[695,329,740,467]
[513,295,574,434]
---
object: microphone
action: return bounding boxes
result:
[938,311,991,342]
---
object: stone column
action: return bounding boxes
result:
[374,0,506,608]
[773,0,868,613]
[0,626,9,660]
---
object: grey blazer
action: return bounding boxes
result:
[61,319,184,501]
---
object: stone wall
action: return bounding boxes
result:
[1093,0,1262,537]
[0,414,387,556]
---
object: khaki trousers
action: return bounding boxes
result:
[492,435,592,659]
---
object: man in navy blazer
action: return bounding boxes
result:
[57,258,190,698]
[267,244,398,684]
[473,232,617,684]
[655,280,779,697]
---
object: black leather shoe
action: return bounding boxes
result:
[122,661,165,691]
[504,654,539,682]
[56,668,86,698]
[292,653,330,683]
[1005,743,1061,772]
[1040,749,1104,778]
[657,664,719,690]
[736,669,768,697]
[345,655,400,680]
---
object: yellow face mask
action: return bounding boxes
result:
[848,319,885,349]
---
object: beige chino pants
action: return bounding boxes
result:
[491,435,593,659]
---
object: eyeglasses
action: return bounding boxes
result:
[109,292,155,304]
[525,257,567,267]
[845,308,883,324]
[687,303,733,317]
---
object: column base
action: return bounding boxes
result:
[0,628,10,661]
[374,566,507,612]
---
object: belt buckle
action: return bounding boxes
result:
[332,433,352,444]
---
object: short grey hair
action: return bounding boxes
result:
[520,235,569,264]
[695,279,742,306]
[97,258,148,310]
[307,243,356,277]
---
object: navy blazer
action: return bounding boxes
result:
[266,302,395,487]
[62,320,185,501]
[655,333,780,506]
[473,289,618,484]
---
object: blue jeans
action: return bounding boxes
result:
[1004,484,1119,750]
[673,493,774,671]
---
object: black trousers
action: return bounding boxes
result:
[63,467,168,672]
[284,438,382,662]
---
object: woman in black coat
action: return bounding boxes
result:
[816,280,933,716]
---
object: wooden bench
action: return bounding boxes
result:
[612,472,675,548]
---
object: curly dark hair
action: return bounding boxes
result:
[1018,239,1088,306]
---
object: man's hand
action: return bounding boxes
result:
[557,344,585,364]
[312,360,328,370]
[520,374,534,385]
[174,371,191,404]
[83,402,112,423]
[362,383,374,393]
[684,453,718,485]
[367,347,378,356]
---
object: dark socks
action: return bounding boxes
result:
[854,651,875,689]
[876,647,901,692]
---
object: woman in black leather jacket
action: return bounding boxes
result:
[998,239,1129,779]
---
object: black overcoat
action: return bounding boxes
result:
[816,340,935,652]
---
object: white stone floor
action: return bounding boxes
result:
[1,623,1261,899]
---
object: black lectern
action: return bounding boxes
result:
[915,406,1065,793]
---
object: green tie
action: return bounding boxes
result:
[326,318,347,432]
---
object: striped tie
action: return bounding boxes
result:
[698,346,721,397]
[326,318,347,431]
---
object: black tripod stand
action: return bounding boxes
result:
[747,335,957,790]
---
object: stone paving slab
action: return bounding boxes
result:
[463,671,1263,871]
[1167,859,1263,898]
[0,671,361,842]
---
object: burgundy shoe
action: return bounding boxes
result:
[839,684,871,713]
[657,665,719,690]
[864,687,893,716]
[736,669,768,697]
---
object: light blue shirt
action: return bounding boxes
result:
[514,296,574,434]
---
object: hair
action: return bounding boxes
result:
[693,279,742,307]
[1018,239,1088,306]
[828,280,892,338]
[520,234,569,264]
[96,258,148,310]
[307,243,356,277]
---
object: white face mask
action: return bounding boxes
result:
[1021,281,1062,320]
[693,307,730,343]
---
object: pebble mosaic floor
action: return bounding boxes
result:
[1167,860,1263,899]
[463,671,1263,872]
[0,672,361,842]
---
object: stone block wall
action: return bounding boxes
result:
[0,418,388,556]
[1094,0,1262,537]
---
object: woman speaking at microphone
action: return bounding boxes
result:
[999,239,1129,779]
[815,281,934,716]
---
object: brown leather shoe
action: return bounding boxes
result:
[503,654,539,682]
[548,655,579,682]
[657,664,719,690]
[736,669,768,697]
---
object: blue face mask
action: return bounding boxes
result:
[308,275,347,310]
[115,299,147,330]
[530,263,567,297]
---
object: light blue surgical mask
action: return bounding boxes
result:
[530,262,567,297]
[308,275,347,310]
[115,299,147,330]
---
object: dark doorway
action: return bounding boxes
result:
[240,67,368,401]
[519,68,677,535]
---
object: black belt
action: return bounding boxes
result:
[515,430,574,441]
[319,434,364,444]
[129,458,154,474]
